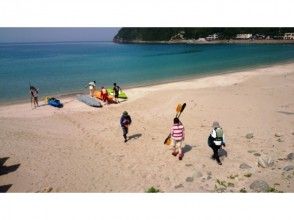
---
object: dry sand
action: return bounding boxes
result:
[0,62,294,192]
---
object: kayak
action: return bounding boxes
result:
[107,88,128,99]
[77,95,102,107]
[93,91,117,103]
[45,97,63,108]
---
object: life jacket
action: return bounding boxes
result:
[215,127,223,141]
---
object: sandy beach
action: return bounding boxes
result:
[0,62,294,192]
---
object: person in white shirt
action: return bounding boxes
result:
[207,121,226,165]
[87,81,96,97]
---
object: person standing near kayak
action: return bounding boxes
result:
[101,86,109,104]
[87,81,96,97]
[170,117,185,160]
[120,111,132,143]
[29,86,39,108]
[207,121,226,165]
[113,83,121,103]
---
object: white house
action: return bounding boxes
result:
[206,33,219,41]
[236,34,252,39]
[284,33,294,40]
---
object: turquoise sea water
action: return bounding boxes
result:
[1,41,294,103]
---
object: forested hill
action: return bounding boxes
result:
[113,28,294,43]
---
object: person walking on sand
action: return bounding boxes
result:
[113,82,121,103]
[29,85,39,108]
[86,81,96,97]
[171,117,185,160]
[120,111,132,143]
[207,121,226,165]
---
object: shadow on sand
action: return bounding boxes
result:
[182,144,194,154]
[0,157,21,193]
[277,111,294,115]
[0,184,12,193]
[128,133,142,141]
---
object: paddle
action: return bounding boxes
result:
[176,103,186,118]
[175,104,182,117]
[164,103,187,145]
[29,82,33,109]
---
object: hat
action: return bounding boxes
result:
[212,121,220,128]
[123,111,128,116]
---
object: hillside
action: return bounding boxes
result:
[113,28,294,43]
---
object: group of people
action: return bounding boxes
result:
[169,118,226,165]
[87,81,122,104]
[30,81,122,108]
[119,111,226,165]
[29,82,226,166]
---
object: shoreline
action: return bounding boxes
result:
[1,58,293,192]
[114,39,294,45]
[1,59,294,107]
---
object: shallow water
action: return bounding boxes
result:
[1,41,294,103]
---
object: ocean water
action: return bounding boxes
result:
[1,41,294,103]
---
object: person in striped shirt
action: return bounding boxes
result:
[170,117,185,160]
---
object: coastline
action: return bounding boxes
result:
[113,39,294,45]
[1,59,293,192]
[1,60,294,107]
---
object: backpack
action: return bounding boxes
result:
[215,127,223,141]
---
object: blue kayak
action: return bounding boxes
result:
[48,97,63,108]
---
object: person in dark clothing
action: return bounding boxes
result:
[29,86,39,108]
[120,111,132,142]
[207,121,226,165]
[113,83,121,103]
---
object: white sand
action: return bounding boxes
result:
[0,62,293,192]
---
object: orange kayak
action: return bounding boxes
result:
[94,91,117,103]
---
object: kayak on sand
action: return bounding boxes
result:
[93,91,117,104]
[107,88,128,99]
[77,95,102,107]
[45,97,63,108]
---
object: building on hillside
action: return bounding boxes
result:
[206,33,219,41]
[284,33,294,40]
[235,34,252,39]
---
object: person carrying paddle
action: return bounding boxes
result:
[120,111,132,143]
[170,117,185,160]
[207,121,226,165]
[29,86,39,108]
[87,81,96,97]
[113,83,121,103]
